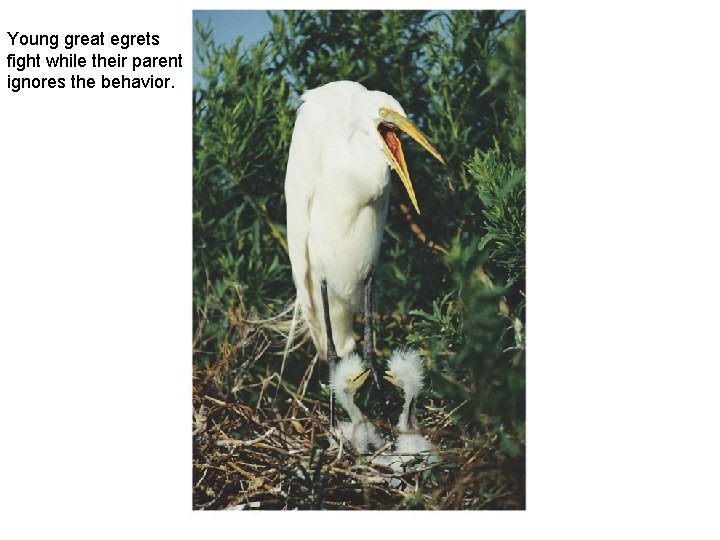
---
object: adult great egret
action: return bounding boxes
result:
[284,80,444,390]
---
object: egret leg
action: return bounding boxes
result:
[364,271,394,439]
[320,280,338,427]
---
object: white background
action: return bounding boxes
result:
[1,0,719,537]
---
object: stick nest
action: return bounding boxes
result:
[192,391,524,510]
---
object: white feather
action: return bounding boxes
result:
[329,352,385,453]
[386,347,438,464]
[284,81,408,360]
[387,347,425,402]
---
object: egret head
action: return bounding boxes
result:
[384,348,425,432]
[352,90,445,215]
[383,347,425,400]
[330,352,371,408]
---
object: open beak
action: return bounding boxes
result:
[378,108,445,215]
[383,371,400,387]
[351,369,371,392]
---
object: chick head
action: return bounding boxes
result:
[383,347,424,399]
[330,352,370,398]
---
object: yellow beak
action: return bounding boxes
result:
[379,108,445,215]
[350,369,371,392]
[383,371,400,388]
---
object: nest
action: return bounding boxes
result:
[192,302,524,510]
[192,392,524,510]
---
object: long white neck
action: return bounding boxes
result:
[398,391,417,433]
[338,392,366,426]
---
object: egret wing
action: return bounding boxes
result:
[284,101,322,350]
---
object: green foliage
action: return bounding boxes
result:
[469,147,526,289]
[193,23,295,377]
[193,10,526,482]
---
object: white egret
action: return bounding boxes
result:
[329,352,384,453]
[384,347,435,456]
[284,81,445,408]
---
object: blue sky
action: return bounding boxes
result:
[193,10,277,85]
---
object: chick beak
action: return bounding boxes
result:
[353,369,371,391]
[383,371,400,387]
[378,108,446,215]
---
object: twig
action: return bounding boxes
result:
[297,353,318,399]
[204,396,228,406]
[399,203,448,255]
[435,399,470,432]
[217,427,276,448]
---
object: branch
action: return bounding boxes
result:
[399,203,448,255]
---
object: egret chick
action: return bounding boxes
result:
[384,348,435,456]
[329,352,384,454]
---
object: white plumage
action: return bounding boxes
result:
[329,352,384,453]
[385,348,436,457]
[284,80,444,361]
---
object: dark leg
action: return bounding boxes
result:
[364,271,394,440]
[321,280,338,426]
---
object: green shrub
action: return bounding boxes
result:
[193,9,525,446]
